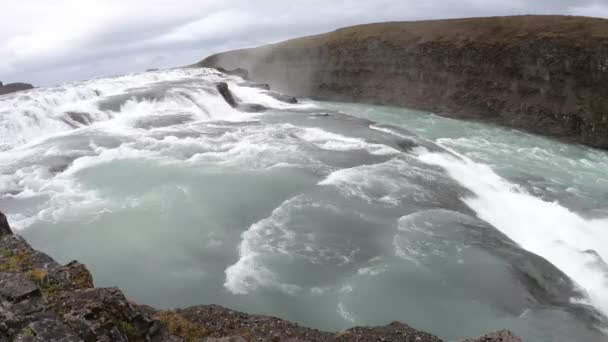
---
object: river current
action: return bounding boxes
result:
[1,68,607,341]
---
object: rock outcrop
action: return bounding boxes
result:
[61,112,94,127]
[0,212,11,236]
[217,82,238,107]
[216,67,249,79]
[264,91,298,104]
[0,223,172,341]
[0,212,519,341]
[198,15,608,149]
[463,330,522,342]
[216,82,269,112]
[0,82,34,96]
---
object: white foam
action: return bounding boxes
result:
[224,196,304,295]
[229,83,316,110]
[298,127,400,155]
[2,162,111,230]
[0,68,260,149]
[224,195,351,295]
[61,143,163,176]
[337,302,356,323]
[318,158,434,205]
[184,123,325,171]
[418,150,608,316]
[357,264,387,276]
[369,124,411,139]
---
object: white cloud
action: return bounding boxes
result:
[0,0,606,86]
[572,2,608,18]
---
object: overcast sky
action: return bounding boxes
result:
[1,0,607,86]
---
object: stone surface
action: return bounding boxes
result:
[175,305,446,342]
[0,83,34,96]
[204,337,247,342]
[26,318,82,342]
[238,82,270,90]
[463,329,523,342]
[237,103,267,112]
[0,233,167,341]
[217,82,270,113]
[264,91,298,104]
[337,322,442,342]
[198,15,608,149]
[216,67,249,79]
[0,212,12,236]
[63,112,93,127]
[0,272,38,302]
[217,82,237,107]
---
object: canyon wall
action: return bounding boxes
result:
[198,15,608,149]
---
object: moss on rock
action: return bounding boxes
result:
[155,310,208,341]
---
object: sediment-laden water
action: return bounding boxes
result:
[1,69,607,341]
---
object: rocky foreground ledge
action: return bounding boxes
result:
[0,212,520,341]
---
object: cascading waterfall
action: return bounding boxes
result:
[418,149,608,316]
[1,68,607,342]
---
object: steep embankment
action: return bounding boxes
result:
[198,15,608,149]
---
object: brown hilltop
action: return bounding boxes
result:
[198,15,608,149]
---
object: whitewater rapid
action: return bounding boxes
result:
[419,150,608,314]
[1,68,607,341]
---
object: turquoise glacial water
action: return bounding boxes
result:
[1,69,607,341]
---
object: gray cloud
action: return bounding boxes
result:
[1,0,606,86]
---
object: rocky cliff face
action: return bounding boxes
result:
[198,15,608,149]
[0,211,519,341]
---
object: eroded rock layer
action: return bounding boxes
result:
[198,15,608,149]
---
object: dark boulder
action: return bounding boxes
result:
[217,82,237,107]
[62,112,93,127]
[0,212,12,236]
[0,81,3,86]
[238,82,270,90]
[265,91,298,104]
[62,261,95,289]
[337,321,441,342]
[216,82,270,112]
[15,318,82,342]
[462,329,522,342]
[49,287,162,341]
[216,81,297,111]
[0,272,39,302]
[216,67,249,79]
[0,83,34,96]
[237,103,267,112]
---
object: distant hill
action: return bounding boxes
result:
[0,82,34,96]
[198,15,608,149]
